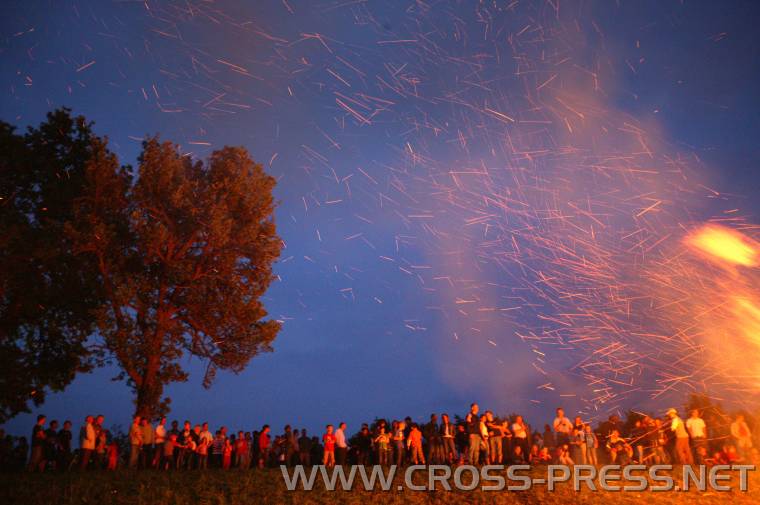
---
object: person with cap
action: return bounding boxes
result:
[666,408,693,465]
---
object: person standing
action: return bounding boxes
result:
[161,433,178,470]
[28,415,46,472]
[211,430,226,468]
[570,427,586,464]
[128,416,143,469]
[139,417,154,468]
[235,431,250,469]
[392,421,406,467]
[153,417,167,468]
[80,415,96,470]
[322,425,336,467]
[478,414,490,464]
[258,425,271,468]
[374,427,390,466]
[58,420,73,470]
[92,415,106,469]
[298,429,313,466]
[280,425,294,467]
[176,421,192,469]
[511,415,530,462]
[43,420,59,472]
[652,418,670,464]
[407,424,425,465]
[94,426,108,470]
[222,437,233,470]
[486,411,504,465]
[196,429,209,470]
[424,414,442,464]
[584,425,598,465]
[440,414,457,464]
[107,439,119,471]
[667,408,693,465]
[334,422,348,466]
[553,408,573,447]
[466,413,481,465]
[357,425,372,465]
[686,410,707,455]
[731,414,753,460]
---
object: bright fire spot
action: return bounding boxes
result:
[685,224,759,267]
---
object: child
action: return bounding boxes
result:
[184,436,197,470]
[407,424,425,465]
[222,438,232,470]
[106,440,119,471]
[512,445,527,464]
[584,425,598,465]
[196,436,209,470]
[695,445,709,465]
[570,427,586,464]
[537,446,552,464]
[528,444,541,464]
[374,427,391,466]
[162,434,178,470]
[557,444,574,465]
[322,425,336,467]
[723,445,740,463]
[606,430,632,465]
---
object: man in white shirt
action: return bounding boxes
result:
[511,415,529,460]
[553,408,573,445]
[335,422,348,466]
[199,422,213,445]
[686,409,707,452]
[153,417,167,467]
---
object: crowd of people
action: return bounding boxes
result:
[1,403,756,473]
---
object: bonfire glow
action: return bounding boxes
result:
[685,225,759,268]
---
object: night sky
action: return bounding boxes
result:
[2,0,760,437]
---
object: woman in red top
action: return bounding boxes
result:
[322,425,336,467]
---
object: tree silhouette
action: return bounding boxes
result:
[0,109,103,422]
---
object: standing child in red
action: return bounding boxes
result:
[222,438,233,470]
[407,424,425,465]
[106,441,119,470]
[322,425,336,467]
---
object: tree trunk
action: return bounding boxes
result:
[134,356,161,419]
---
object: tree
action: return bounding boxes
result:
[0,110,102,422]
[67,137,282,418]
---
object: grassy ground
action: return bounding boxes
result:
[1,467,758,505]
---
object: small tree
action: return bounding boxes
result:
[68,137,282,417]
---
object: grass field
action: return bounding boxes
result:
[1,466,758,505]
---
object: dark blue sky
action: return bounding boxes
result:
[2,0,760,436]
